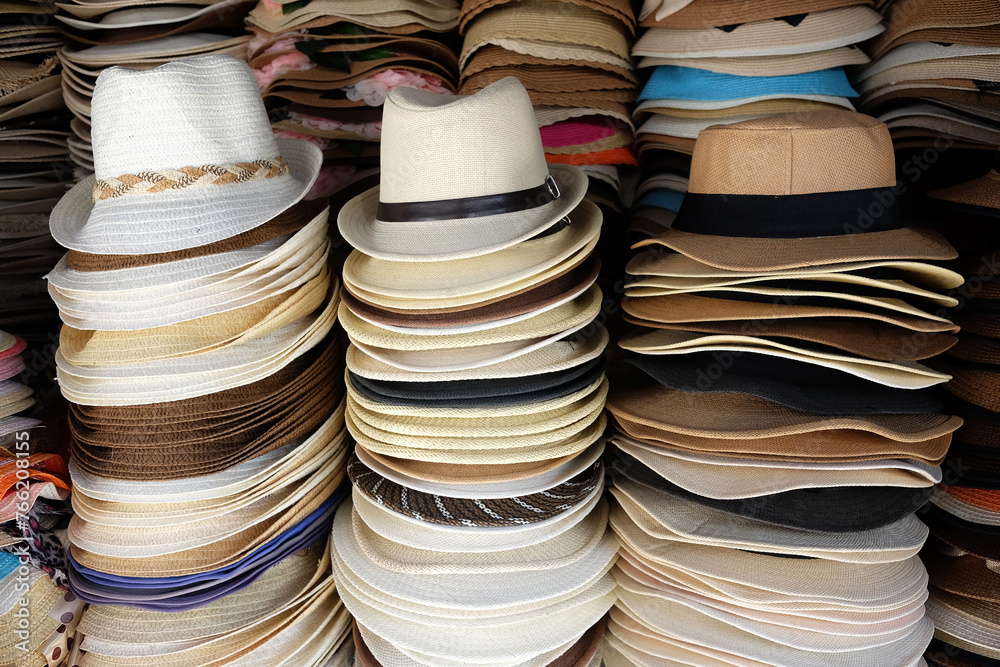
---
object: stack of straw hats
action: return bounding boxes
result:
[56,0,254,173]
[0,330,37,439]
[917,156,1000,665]
[246,0,459,208]
[0,1,74,341]
[458,0,638,176]
[856,0,1000,151]
[0,550,85,665]
[629,0,881,242]
[0,329,74,585]
[456,0,639,285]
[44,55,353,663]
[333,76,616,667]
[603,111,966,665]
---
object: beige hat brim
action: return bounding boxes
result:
[338,164,588,262]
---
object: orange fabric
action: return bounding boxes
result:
[942,486,1000,512]
[546,147,639,166]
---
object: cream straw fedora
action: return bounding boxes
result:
[339,77,587,261]
[49,56,321,255]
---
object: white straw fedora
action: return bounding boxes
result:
[338,77,587,262]
[49,55,322,254]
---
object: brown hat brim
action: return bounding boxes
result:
[634,226,957,271]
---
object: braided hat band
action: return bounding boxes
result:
[92,156,289,203]
[348,454,603,528]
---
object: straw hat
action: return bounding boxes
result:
[49,56,321,255]
[340,204,598,298]
[621,354,945,415]
[338,77,587,261]
[607,379,964,441]
[619,329,951,389]
[634,111,957,271]
[641,0,872,28]
[929,153,999,219]
[614,437,940,499]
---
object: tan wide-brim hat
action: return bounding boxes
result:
[639,46,870,78]
[622,316,958,361]
[619,329,951,389]
[607,380,963,442]
[614,436,940,500]
[633,6,884,58]
[612,424,952,466]
[868,0,1000,60]
[626,251,964,290]
[640,0,871,28]
[634,112,958,271]
[622,293,960,333]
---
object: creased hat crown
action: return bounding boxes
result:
[377,77,549,204]
[688,110,896,196]
[90,55,280,178]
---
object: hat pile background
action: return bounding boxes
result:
[1,0,74,348]
[55,0,255,174]
[45,55,353,664]
[0,329,75,592]
[913,155,1000,666]
[854,0,1000,152]
[628,0,881,244]
[246,0,460,211]
[458,0,639,284]
[603,110,965,665]
[333,76,615,667]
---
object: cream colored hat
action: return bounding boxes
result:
[338,77,587,262]
[342,200,600,300]
[49,56,322,255]
[619,329,951,389]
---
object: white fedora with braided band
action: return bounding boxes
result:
[49,55,322,255]
[338,76,589,262]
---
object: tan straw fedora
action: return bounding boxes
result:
[634,111,957,271]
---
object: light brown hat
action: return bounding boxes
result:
[611,426,952,466]
[634,111,957,271]
[621,316,957,361]
[868,0,1000,60]
[607,379,963,441]
[621,293,960,333]
[640,0,872,28]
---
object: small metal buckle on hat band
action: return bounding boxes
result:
[545,174,561,201]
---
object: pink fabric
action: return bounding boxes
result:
[282,111,383,140]
[248,29,306,57]
[343,69,450,107]
[539,117,624,148]
[253,51,313,91]
[0,356,24,382]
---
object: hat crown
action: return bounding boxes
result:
[89,55,280,179]
[688,110,896,196]
[377,77,549,204]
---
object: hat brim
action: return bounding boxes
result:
[49,138,323,254]
[634,226,957,271]
[337,163,588,262]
